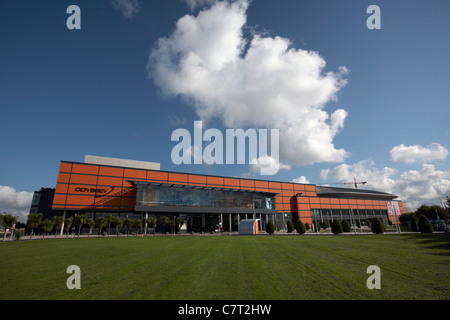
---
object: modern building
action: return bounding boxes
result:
[51,156,404,234]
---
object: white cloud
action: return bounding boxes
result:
[321,160,450,210]
[249,155,291,175]
[0,185,33,223]
[390,143,449,164]
[148,0,349,167]
[292,176,310,184]
[183,0,216,11]
[111,0,140,19]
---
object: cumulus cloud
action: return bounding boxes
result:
[321,160,450,210]
[148,0,349,167]
[111,0,140,19]
[0,185,33,223]
[292,176,310,184]
[390,143,449,164]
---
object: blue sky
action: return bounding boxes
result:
[1,0,450,220]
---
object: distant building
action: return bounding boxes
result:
[29,187,62,221]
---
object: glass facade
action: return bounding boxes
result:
[137,184,275,211]
[311,208,390,226]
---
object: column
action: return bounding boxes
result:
[59,210,66,236]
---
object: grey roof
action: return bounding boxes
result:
[316,186,398,200]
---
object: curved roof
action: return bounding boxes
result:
[316,186,398,200]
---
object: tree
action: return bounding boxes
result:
[64,217,73,239]
[418,214,433,233]
[133,219,142,236]
[106,214,114,236]
[331,220,343,235]
[52,216,64,239]
[321,221,329,230]
[276,222,280,232]
[96,217,107,237]
[27,213,42,241]
[0,213,4,227]
[113,217,124,237]
[86,218,95,238]
[147,216,157,235]
[40,219,54,240]
[415,204,449,222]
[341,219,351,233]
[371,217,385,234]
[266,220,275,235]
[296,220,306,235]
[410,215,419,232]
[2,214,18,243]
[160,216,169,234]
[123,218,133,236]
[76,214,87,238]
[176,217,186,234]
[286,220,295,233]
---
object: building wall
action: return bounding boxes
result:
[53,161,404,224]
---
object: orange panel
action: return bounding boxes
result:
[305,185,316,192]
[296,197,309,204]
[97,176,123,187]
[124,169,146,180]
[169,173,188,183]
[275,203,283,211]
[57,173,71,184]
[99,166,124,177]
[254,180,269,189]
[147,171,168,182]
[282,189,295,197]
[72,164,99,175]
[65,195,95,206]
[320,198,330,205]
[281,183,294,191]
[189,175,207,185]
[268,182,282,190]
[327,198,337,205]
[52,194,67,205]
[120,198,136,207]
[59,162,72,173]
[309,198,320,204]
[69,174,98,185]
[348,199,357,205]
[224,178,240,187]
[297,203,311,211]
[95,196,122,207]
[293,184,306,192]
[305,191,316,197]
[240,179,254,189]
[207,176,223,186]
[55,184,68,194]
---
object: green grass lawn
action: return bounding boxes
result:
[0,233,449,300]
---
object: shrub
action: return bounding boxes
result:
[266,220,275,235]
[305,222,310,231]
[296,220,306,235]
[321,221,329,230]
[342,219,351,232]
[276,222,280,232]
[371,217,385,234]
[331,220,343,235]
[286,220,295,233]
[418,215,433,233]
[14,231,22,241]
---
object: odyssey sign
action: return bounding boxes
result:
[74,187,115,198]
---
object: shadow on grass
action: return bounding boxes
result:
[398,233,450,256]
